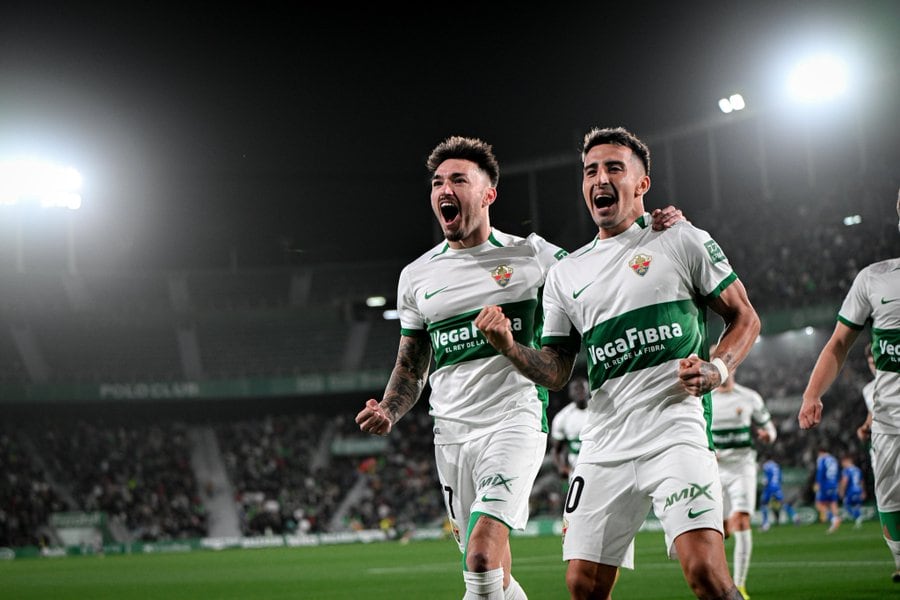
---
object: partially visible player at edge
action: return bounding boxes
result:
[798,186,900,583]
[355,135,685,600]
[475,126,759,600]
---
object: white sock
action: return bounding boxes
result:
[733,529,752,587]
[504,574,528,600]
[463,568,504,600]
[886,537,900,570]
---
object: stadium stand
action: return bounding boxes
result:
[30,312,183,383]
[0,164,897,553]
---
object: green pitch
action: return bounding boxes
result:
[2,521,894,599]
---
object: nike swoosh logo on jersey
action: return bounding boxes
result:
[572,282,593,299]
[480,495,505,503]
[424,286,449,299]
[687,507,713,519]
[881,297,897,304]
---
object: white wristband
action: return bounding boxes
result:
[711,357,729,383]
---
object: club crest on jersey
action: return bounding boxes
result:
[629,254,652,276]
[491,264,514,287]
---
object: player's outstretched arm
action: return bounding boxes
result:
[475,305,577,391]
[355,333,431,436]
[799,322,860,430]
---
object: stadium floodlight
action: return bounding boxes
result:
[718,93,745,114]
[366,295,387,308]
[0,157,83,209]
[787,53,848,104]
[382,309,399,321]
[842,214,862,226]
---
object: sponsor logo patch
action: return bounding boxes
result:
[704,240,726,264]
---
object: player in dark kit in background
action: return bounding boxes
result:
[759,456,797,530]
[839,452,866,528]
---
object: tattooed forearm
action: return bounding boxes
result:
[503,343,575,391]
[382,334,432,423]
[699,360,722,393]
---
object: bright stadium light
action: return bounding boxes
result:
[0,157,83,209]
[382,309,399,321]
[718,93,745,114]
[787,53,849,104]
[366,295,386,308]
[843,214,862,226]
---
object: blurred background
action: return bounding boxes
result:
[1,1,898,554]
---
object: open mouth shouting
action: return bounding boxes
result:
[439,198,461,226]
[592,190,617,210]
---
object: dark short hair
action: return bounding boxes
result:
[427,136,500,187]
[581,126,651,175]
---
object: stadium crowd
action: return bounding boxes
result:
[0,339,876,550]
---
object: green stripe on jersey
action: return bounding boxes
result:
[427,299,538,369]
[711,426,753,449]
[871,327,900,372]
[582,299,705,388]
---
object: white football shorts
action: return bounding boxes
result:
[434,425,547,553]
[872,432,900,512]
[718,455,758,516]
[563,442,723,568]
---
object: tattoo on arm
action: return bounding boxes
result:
[717,349,737,374]
[382,334,432,423]
[503,343,577,391]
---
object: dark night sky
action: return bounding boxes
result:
[1,1,898,271]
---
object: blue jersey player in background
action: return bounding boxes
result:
[840,453,866,528]
[760,456,797,530]
[815,448,842,533]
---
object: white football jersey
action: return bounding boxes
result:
[541,215,737,463]
[838,257,900,434]
[551,401,588,468]
[397,229,568,444]
[711,382,774,465]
